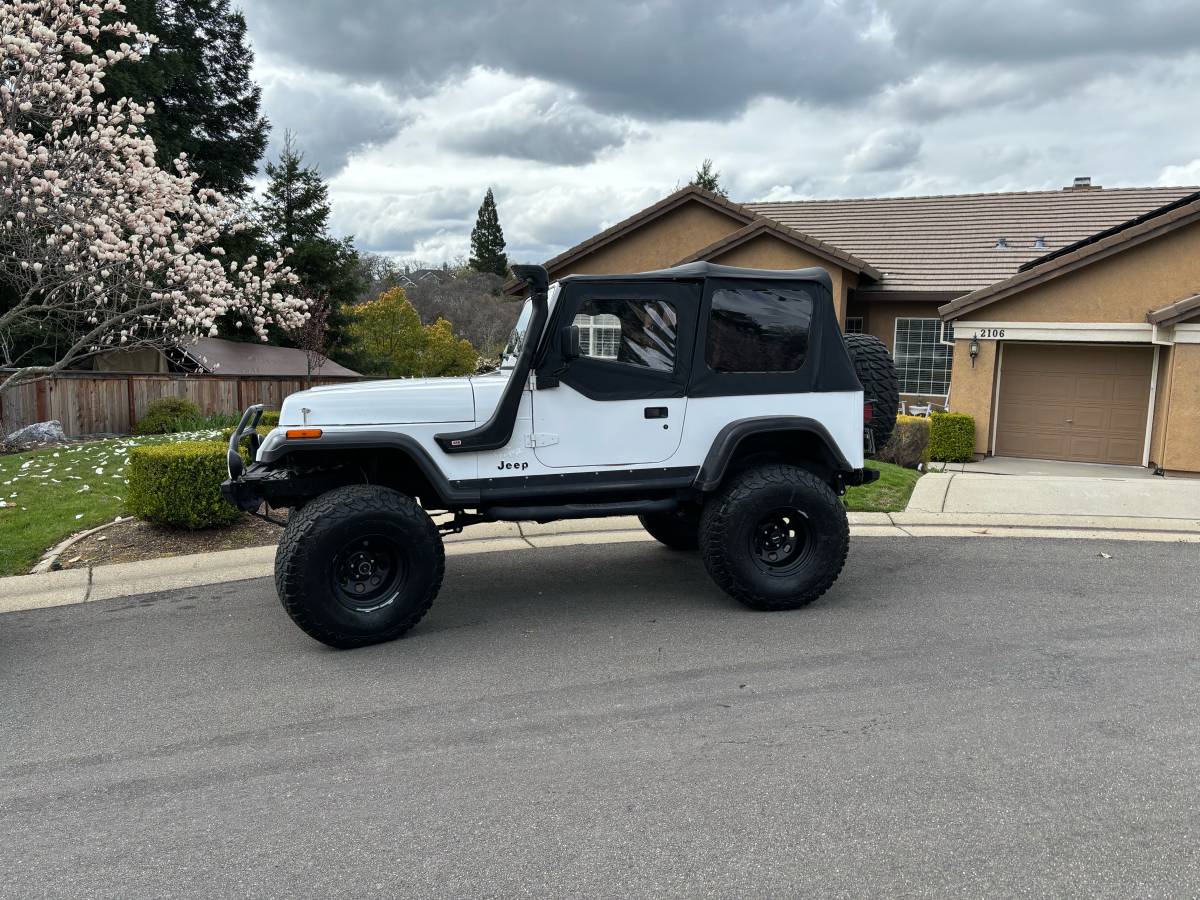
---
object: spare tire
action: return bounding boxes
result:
[844,333,899,451]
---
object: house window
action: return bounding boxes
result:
[893,318,954,395]
[705,287,814,372]
[574,312,622,359]
[844,316,865,334]
[574,298,677,371]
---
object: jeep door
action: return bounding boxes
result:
[530,281,697,468]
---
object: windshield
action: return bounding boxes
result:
[501,299,533,369]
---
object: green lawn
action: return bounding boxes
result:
[843,460,922,513]
[0,431,220,577]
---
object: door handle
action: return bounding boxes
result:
[644,406,668,419]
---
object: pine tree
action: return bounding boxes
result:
[689,159,728,198]
[104,0,269,198]
[468,188,509,278]
[255,134,364,355]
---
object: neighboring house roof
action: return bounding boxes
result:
[180,337,360,377]
[1148,293,1200,327]
[747,186,1197,293]
[940,191,1200,320]
[672,218,882,280]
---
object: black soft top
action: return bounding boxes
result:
[557,261,833,291]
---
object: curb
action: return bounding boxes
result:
[3,514,1199,616]
[30,517,132,574]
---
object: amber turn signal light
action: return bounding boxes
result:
[285,428,323,439]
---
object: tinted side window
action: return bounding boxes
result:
[705,287,814,372]
[574,299,677,372]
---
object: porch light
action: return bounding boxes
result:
[969,336,980,368]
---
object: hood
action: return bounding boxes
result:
[277,376,482,426]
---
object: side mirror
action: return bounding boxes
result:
[561,324,582,360]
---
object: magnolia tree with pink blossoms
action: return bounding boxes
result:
[0,0,308,396]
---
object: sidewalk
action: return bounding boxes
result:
[908,457,1200,520]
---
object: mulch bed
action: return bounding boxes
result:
[58,510,288,569]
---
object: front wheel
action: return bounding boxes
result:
[699,464,849,611]
[275,484,445,648]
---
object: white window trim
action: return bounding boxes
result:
[893,317,954,397]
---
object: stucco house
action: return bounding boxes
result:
[507,180,1200,475]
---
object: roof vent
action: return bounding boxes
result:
[1033,235,1047,249]
[994,237,1010,249]
[1064,176,1101,191]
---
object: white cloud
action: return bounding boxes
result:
[240,0,1200,264]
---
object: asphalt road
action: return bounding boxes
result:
[2,537,1198,898]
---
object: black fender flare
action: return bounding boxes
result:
[256,431,480,507]
[694,416,853,491]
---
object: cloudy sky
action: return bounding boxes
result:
[241,0,1200,265]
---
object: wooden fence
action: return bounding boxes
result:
[0,370,370,437]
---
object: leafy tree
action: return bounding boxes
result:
[103,0,269,199]
[689,159,728,198]
[347,289,478,378]
[468,188,509,278]
[255,133,364,356]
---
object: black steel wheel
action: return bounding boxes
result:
[331,535,407,612]
[275,485,444,648]
[700,463,849,611]
[749,507,814,574]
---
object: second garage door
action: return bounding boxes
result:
[994,344,1153,465]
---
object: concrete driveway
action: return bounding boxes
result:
[909,456,1200,518]
[2,537,1198,898]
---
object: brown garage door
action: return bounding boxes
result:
[994,344,1152,465]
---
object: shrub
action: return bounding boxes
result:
[125,441,242,529]
[260,410,280,427]
[133,397,203,435]
[875,415,930,469]
[929,412,976,462]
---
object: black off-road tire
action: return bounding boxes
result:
[274,484,444,649]
[699,464,849,611]
[639,506,701,551]
[844,332,899,451]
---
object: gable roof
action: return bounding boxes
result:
[672,218,882,279]
[1148,293,1200,327]
[503,185,756,294]
[747,186,1197,293]
[940,191,1200,320]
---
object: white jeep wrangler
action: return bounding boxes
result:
[221,262,898,648]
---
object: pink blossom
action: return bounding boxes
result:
[0,0,306,394]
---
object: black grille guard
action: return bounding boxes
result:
[226,403,264,480]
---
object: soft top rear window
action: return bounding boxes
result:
[705,287,814,373]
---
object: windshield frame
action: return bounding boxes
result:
[501,283,559,369]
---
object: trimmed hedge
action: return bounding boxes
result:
[133,397,203,435]
[125,440,242,529]
[876,415,930,469]
[929,412,976,462]
[260,410,280,427]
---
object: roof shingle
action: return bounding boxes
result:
[747,186,1198,293]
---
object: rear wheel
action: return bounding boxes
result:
[639,506,701,550]
[699,464,848,611]
[844,332,899,451]
[275,484,444,648]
